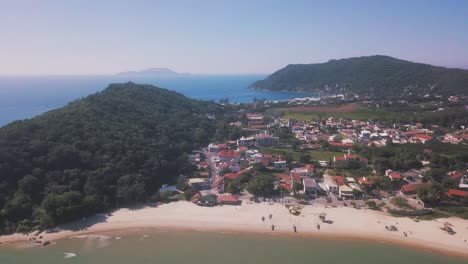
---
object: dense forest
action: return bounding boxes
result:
[0,83,235,234]
[252,55,468,96]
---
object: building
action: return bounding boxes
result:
[333,154,366,168]
[358,177,372,186]
[459,175,468,190]
[303,178,318,196]
[159,184,178,193]
[237,136,255,147]
[255,133,279,147]
[188,178,211,190]
[400,183,431,195]
[218,150,240,162]
[333,176,346,186]
[388,173,402,181]
[274,160,287,170]
[217,194,241,205]
[321,174,338,194]
[208,143,219,153]
[414,134,434,144]
[346,177,355,184]
[447,189,468,203]
[339,185,354,198]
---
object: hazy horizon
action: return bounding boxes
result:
[1,0,467,75]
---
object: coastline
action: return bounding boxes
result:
[1,201,468,259]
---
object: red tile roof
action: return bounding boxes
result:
[218,144,228,149]
[279,182,292,191]
[447,189,468,198]
[389,173,402,179]
[279,174,291,182]
[448,171,464,179]
[291,173,301,183]
[333,176,346,186]
[415,134,433,141]
[403,131,419,136]
[225,173,240,180]
[400,183,430,194]
[358,177,372,185]
[238,146,248,152]
[220,162,231,168]
[218,150,239,158]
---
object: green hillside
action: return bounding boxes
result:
[252,55,468,96]
[0,82,229,233]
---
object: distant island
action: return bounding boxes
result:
[116,67,190,78]
[252,55,468,97]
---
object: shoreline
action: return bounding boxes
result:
[1,201,467,259]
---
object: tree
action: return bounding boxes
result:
[219,167,233,176]
[176,178,190,192]
[247,175,275,197]
[17,175,41,199]
[293,182,304,194]
[226,181,241,194]
[372,176,392,190]
[428,168,447,183]
[284,153,294,165]
[117,174,147,205]
[1,193,33,222]
[299,154,311,164]
[418,183,446,207]
[292,139,301,151]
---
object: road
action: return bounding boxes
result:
[203,149,219,190]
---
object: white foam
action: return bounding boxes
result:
[64,252,77,259]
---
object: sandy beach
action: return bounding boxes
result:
[1,201,468,258]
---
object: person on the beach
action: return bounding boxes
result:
[269,213,272,219]
[261,216,265,222]
[271,225,275,231]
[293,225,297,233]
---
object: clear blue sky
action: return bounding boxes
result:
[1,0,467,75]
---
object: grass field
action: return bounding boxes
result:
[268,103,415,121]
[261,148,344,161]
[438,207,468,219]
[281,109,414,121]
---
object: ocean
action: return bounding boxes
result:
[0,75,317,127]
[0,230,465,264]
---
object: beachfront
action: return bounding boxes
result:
[1,201,468,258]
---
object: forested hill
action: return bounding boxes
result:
[0,82,229,234]
[252,55,468,96]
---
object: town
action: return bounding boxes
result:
[161,98,468,220]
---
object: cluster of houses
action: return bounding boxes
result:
[282,116,468,148]
[167,109,468,208]
[398,169,468,203]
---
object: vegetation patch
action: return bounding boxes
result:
[438,207,468,220]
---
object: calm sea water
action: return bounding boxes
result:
[0,75,317,127]
[0,230,465,264]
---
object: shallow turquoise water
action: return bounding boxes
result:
[0,230,466,264]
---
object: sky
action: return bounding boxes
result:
[0,0,467,75]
